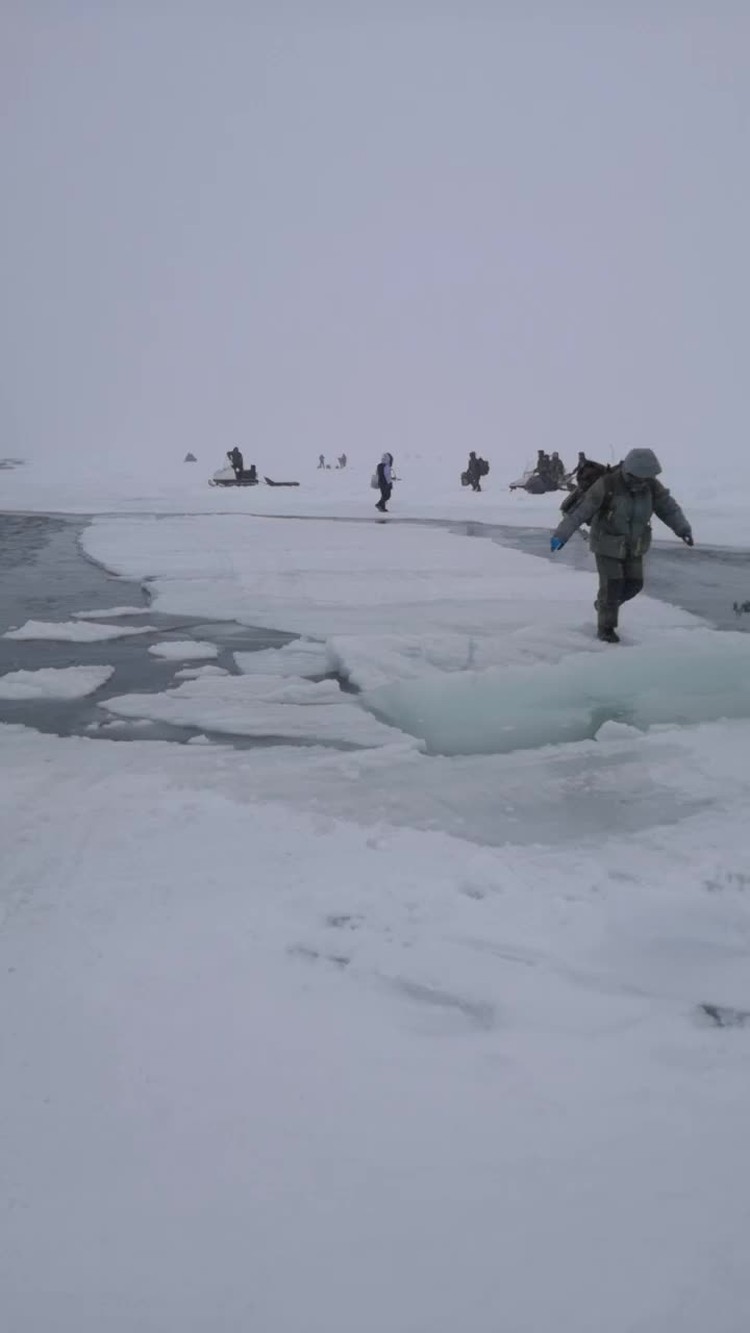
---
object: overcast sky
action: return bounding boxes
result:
[2,1,748,472]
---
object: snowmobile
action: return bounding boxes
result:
[509,467,571,495]
[209,465,259,487]
[509,469,553,495]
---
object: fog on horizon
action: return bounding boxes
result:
[2,2,748,479]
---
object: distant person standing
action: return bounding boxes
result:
[536,449,552,482]
[337,452,348,469]
[550,451,566,486]
[375,452,394,513]
[318,454,326,469]
[228,447,244,480]
[466,451,483,492]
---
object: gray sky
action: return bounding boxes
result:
[2,1,748,472]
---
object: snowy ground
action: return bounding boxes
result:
[2,500,750,1331]
[3,720,750,1333]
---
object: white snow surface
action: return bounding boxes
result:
[4,618,158,642]
[83,514,697,645]
[147,639,219,660]
[234,638,328,678]
[0,665,114,700]
[2,720,750,1333]
[4,507,750,1329]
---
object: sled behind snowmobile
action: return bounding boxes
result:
[208,465,259,487]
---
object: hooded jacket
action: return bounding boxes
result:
[554,464,691,559]
[377,453,393,487]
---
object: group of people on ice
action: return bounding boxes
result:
[536,450,567,489]
[224,440,694,645]
[369,443,694,645]
[509,450,570,494]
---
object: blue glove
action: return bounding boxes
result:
[550,537,565,553]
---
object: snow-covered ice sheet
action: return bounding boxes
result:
[2,722,750,1332]
[94,718,154,732]
[75,605,151,619]
[328,623,608,691]
[83,514,696,646]
[0,665,114,700]
[234,638,328,677]
[148,639,219,660]
[364,627,750,754]
[101,673,418,748]
[4,618,158,642]
[174,664,229,680]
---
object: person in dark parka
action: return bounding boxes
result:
[375,452,394,512]
[550,448,693,642]
[466,451,483,492]
[228,447,244,480]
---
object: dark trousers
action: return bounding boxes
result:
[376,482,392,511]
[595,555,644,630]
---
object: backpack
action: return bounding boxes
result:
[559,460,612,514]
[478,457,490,477]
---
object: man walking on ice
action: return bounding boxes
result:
[550,448,694,643]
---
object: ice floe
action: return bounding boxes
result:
[0,665,114,700]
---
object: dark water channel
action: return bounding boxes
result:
[0,514,297,746]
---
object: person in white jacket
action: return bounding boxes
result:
[375,453,394,512]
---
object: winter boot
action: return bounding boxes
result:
[595,589,621,644]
